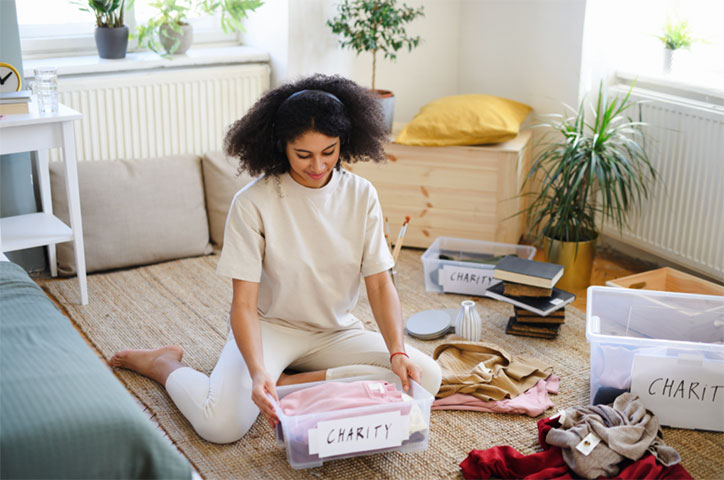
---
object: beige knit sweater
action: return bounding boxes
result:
[433,339,554,401]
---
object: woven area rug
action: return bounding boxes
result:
[39,249,724,479]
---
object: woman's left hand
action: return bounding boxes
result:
[390,354,422,392]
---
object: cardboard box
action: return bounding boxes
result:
[606,267,724,296]
[586,286,724,432]
[421,236,536,296]
[273,377,433,469]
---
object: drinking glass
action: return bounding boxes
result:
[34,67,59,114]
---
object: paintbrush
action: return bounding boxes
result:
[384,217,393,253]
[391,216,411,265]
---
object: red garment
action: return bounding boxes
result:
[460,417,693,480]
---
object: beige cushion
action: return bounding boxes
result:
[201,151,256,247]
[50,155,212,275]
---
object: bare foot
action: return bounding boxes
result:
[109,345,184,385]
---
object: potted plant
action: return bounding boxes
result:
[74,0,130,59]
[656,16,697,74]
[135,0,263,56]
[521,83,657,290]
[327,0,424,133]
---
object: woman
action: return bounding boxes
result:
[110,74,441,444]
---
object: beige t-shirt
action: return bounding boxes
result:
[216,168,394,331]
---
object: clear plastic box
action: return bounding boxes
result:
[585,286,724,430]
[272,376,433,469]
[420,236,536,295]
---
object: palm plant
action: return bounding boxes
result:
[73,0,127,28]
[523,82,657,244]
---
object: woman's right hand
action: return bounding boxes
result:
[251,370,280,427]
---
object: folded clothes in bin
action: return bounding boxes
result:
[272,377,433,469]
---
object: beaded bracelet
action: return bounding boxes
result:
[389,351,409,363]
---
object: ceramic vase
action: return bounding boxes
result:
[454,300,482,341]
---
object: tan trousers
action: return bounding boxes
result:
[165,320,441,443]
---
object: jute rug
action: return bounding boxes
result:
[39,249,724,479]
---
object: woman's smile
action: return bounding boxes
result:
[286,130,340,188]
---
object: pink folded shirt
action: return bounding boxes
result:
[280,380,404,416]
[432,375,560,417]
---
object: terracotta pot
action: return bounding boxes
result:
[543,234,597,291]
[373,89,395,134]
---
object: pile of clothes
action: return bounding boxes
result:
[460,392,691,479]
[432,340,559,417]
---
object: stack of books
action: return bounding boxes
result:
[484,255,574,340]
[0,90,31,116]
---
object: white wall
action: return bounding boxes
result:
[240,0,290,87]
[244,0,462,124]
[458,0,587,116]
[243,0,592,122]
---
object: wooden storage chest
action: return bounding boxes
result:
[345,130,532,249]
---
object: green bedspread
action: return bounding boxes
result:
[0,261,191,479]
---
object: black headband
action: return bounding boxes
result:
[278,89,344,110]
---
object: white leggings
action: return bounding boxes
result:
[165,321,442,444]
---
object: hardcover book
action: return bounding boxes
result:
[505,317,558,339]
[493,256,564,289]
[515,307,566,324]
[503,282,552,297]
[485,282,574,316]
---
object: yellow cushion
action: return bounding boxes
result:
[395,94,532,146]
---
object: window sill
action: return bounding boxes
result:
[22,44,270,79]
[616,70,724,107]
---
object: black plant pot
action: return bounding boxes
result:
[95,25,129,59]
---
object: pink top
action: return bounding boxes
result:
[432,375,560,417]
[281,380,404,416]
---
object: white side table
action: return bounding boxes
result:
[0,101,87,305]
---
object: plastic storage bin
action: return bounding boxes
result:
[273,377,434,469]
[586,286,724,431]
[420,236,536,296]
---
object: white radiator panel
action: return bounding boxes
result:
[606,85,724,279]
[54,63,270,162]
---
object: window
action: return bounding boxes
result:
[16,0,238,58]
[594,0,724,97]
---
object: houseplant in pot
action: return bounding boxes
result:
[327,0,424,133]
[135,0,263,56]
[74,0,130,59]
[521,83,657,291]
[656,16,698,74]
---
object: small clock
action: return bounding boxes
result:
[0,62,22,93]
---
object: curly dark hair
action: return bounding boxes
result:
[224,74,387,177]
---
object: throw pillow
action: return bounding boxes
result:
[201,151,256,248]
[395,94,532,146]
[50,155,212,275]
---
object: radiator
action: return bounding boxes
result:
[53,63,270,162]
[605,85,724,279]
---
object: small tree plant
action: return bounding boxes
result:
[327,0,424,90]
